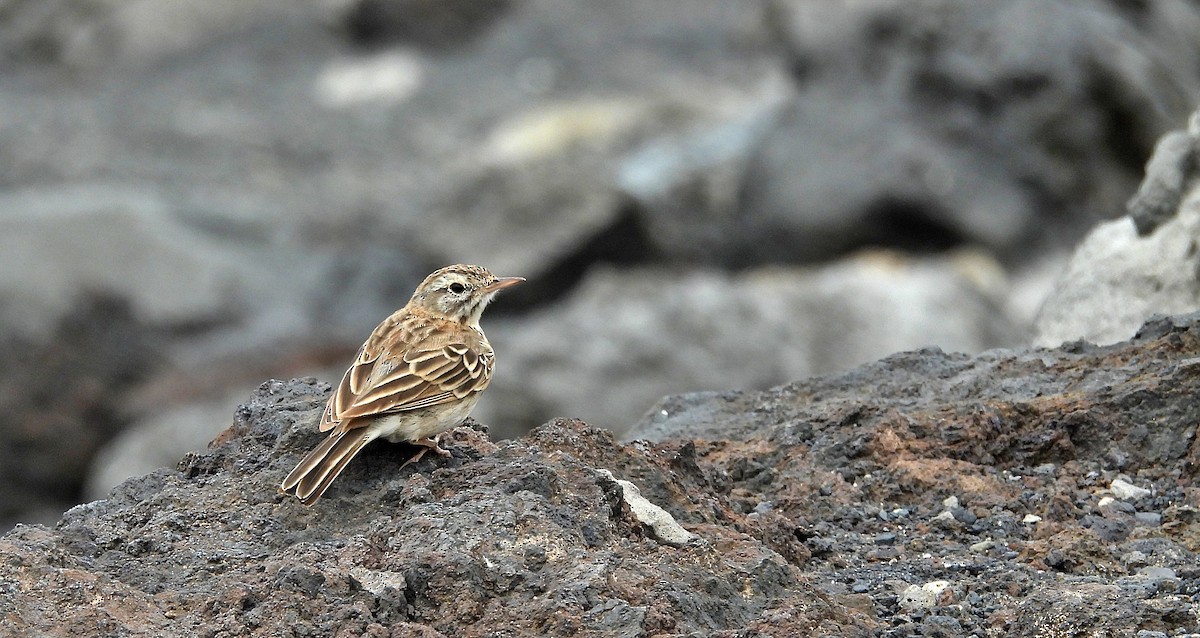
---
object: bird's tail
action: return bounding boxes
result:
[280,430,375,506]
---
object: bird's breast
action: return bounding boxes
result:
[370,393,483,444]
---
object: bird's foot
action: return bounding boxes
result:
[399,436,451,469]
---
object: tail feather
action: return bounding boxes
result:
[280,430,375,505]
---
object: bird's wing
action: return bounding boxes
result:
[319,343,372,431]
[319,340,493,433]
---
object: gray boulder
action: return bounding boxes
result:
[0,295,163,531]
[478,250,1024,437]
[1034,112,1200,347]
[626,0,1200,265]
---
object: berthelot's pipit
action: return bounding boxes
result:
[281,264,523,505]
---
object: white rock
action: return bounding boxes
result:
[969,539,995,553]
[1110,478,1152,501]
[932,510,959,525]
[349,568,407,596]
[898,580,952,611]
[599,470,698,547]
[313,51,425,109]
[1034,186,1200,347]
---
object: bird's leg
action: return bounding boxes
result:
[422,435,454,458]
[398,435,452,469]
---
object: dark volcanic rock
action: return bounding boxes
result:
[341,0,514,50]
[0,378,868,637]
[6,313,1200,635]
[732,0,1200,264]
[631,313,1200,635]
[8,0,1200,529]
[0,294,165,529]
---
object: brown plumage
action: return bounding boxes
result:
[280,264,523,505]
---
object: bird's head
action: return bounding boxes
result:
[410,264,524,326]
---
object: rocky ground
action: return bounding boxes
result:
[5,6,1200,634]
[5,0,1200,528]
[4,312,1199,637]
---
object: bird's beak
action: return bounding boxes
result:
[482,276,525,293]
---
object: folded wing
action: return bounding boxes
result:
[320,341,493,434]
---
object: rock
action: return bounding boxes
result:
[931,510,960,529]
[0,0,295,67]
[84,390,249,501]
[0,183,439,356]
[730,0,1200,263]
[628,311,1200,450]
[0,295,165,530]
[7,0,1198,277]
[1034,111,1200,348]
[311,49,426,109]
[616,92,788,266]
[0,187,252,337]
[1110,478,1153,502]
[1032,206,1200,347]
[921,615,963,636]
[1012,582,1190,637]
[1126,113,1200,235]
[897,581,953,612]
[335,0,779,298]
[0,0,781,327]
[969,539,994,553]
[7,310,1200,634]
[1135,566,1181,593]
[1098,496,1128,512]
[421,100,652,298]
[620,312,1200,634]
[1134,512,1162,528]
[949,506,977,525]
[0,185,432,346]
[1122,550,1150,568]
[481,250,1023,436]
[598,471,699,547]
[0,378,868,636]
[873,532,898,546]
[340,0,514,50]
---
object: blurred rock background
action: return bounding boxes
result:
[3,0,1200,530]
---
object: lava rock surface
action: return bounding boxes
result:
[1,379,864,637]
[5,313,1200,636]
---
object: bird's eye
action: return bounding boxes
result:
[449,282,466,294]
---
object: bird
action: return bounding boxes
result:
[280,264,523,505]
